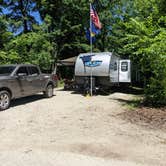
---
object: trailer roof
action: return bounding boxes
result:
[78,52,113,56]
[57,56,77,66]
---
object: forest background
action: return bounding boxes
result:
[0,0,165,105]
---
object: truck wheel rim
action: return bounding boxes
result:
[0,94,9,109]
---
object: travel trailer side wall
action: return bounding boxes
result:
[75,52,131,88]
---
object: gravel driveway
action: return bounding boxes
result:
[0,88,165,166]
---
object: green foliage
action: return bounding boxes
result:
[125,18,166,105]
[143,30,166,105]
[0,16,12,49]
[36,0,91,59]
[110,0,166,105]
[0,50,20,65]
[0,0,165,105]
[4,30,54,70]
[0,0,39,33]
[57,79,64,88]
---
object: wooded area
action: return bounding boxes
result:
[0,0,165,105]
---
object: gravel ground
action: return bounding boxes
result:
[0,88,166,166]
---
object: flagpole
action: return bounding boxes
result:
[90,3,93,53]
[90,2,93,96]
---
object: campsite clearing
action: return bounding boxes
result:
[0,88,165,166]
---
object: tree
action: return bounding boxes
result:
[0,0,165,105]
[0,16,11,48]
[0,15,13,64]
[109,0,166,105]
[5,29,54,70]
[0,0,39,33]
[93,0,112,52]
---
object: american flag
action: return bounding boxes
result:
[90,5,102,29]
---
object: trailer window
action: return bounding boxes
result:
[121,62,128,72]
[110,63,114,70]
[114,62,117,71]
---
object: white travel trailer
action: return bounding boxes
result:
[75,52,131,89]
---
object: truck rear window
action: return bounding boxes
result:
[0,66,16,75]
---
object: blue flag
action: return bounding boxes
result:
[91,22,101,35]
[86,28,96,43]
[85,23,101,42]
[85,3,101,43]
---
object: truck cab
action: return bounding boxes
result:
[0,64,57,111]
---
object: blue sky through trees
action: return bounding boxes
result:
[1,1,42,35]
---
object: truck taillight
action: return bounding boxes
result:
[52,74,58,81]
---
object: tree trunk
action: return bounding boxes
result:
[19,0,28,33]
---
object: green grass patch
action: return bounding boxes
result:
[126,98,142,110]
[57,79,64,88]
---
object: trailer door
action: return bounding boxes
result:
[119,60,131,83]
[110,61,119,83]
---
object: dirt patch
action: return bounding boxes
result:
[119,107,166,131]
[68,143,123,160]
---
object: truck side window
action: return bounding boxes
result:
[16,67,28,75]
[121,62,128,72]
[29,67,39,76]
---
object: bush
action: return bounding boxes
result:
[145,57,166,106]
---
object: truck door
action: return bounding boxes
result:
[27,66,43,93]
[119,60,131,83]
[16,66,32,96]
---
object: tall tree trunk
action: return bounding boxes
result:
[19,0,28,32]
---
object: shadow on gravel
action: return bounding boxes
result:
[10,94,47,108]
[106,86,143,95]
[59,86,144,96]
[112,98,142,108]
[56,88,85,96]
[68,143,123,160]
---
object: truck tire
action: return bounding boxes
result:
[0,90,11,111]
[44,84,54,98]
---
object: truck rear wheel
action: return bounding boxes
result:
[0,90,11,111]
[44,84,54,98]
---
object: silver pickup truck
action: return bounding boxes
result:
[0,64,57,110]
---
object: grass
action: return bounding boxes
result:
[57,79,64,88]
[126,98,142,110]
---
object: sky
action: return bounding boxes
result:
[1,6,42,35]
[2,7,42,25]
[30,11,43,25]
